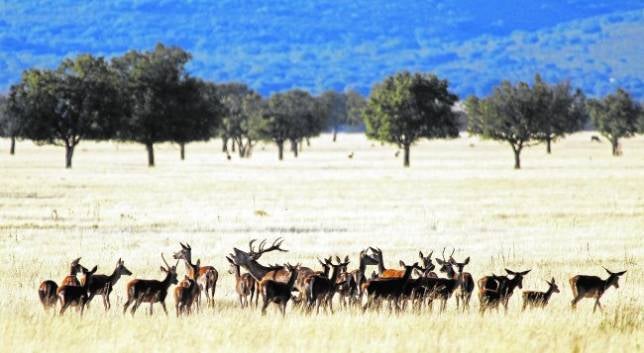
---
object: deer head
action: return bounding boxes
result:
[161,253,180,285]
[505,268,531,289]
[115,258,133,276]
[233,238,288,266]
[173,242,192,262]
[419,250,435,271]
[603,267,627,289]
[547,277,560,293]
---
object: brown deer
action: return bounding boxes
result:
[60,257,88,288]
[174,275,198,316]
[173,242,218,308]
[122,253,179,316]
[478,268,531,313]
[369,247,406,278]
[362,261,419,312]
[86,258,133,311]
[570,267,626,312]
[307,257,350,314]
[418,250,437,278]
[260,263,299,316]
[58,265,98,316]
[435,248,475,311]
[343,249,378,302]
[226,256,256,308]
[38,280,59,311]
[522,277,559,310]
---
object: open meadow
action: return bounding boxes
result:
[0,132,642,353]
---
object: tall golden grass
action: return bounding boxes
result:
[0,133,642,353]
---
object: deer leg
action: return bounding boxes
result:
[570,296,581,309]
[160,301,168,316]
[123,298,131,315]
[130,298,142,316]
[593,298,603,313]
[59,302,68,316]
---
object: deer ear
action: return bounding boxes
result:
[603,267,613,275]
[399,260,405,267]
[521,269,531,276]
[196,259,200,267]
[344,255,349,263]
[616,270,626,276]
[160,266,167,272]
[419,251,424,259]
[551,277,556,284]
[435,258,443,265]
[463,257,470,265]
[505,268,515,275]
[90,265,98,274]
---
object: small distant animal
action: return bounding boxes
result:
[522,277,559,310]
[348,152,354,159]
[394,150,400,158]
[226,153,232,160]
[590,135,601,143]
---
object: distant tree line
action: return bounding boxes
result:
[0,43,642,169]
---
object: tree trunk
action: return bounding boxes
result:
[10,136,15,155]
[222,137,228,153]
[292,140,298,158]
[146,142,155,167]
[512,144,522,169]
[332,127,337,142]
[277,141,284,160]
[611,138,620,156]
[231,140,236,152]
[65,143,74,169]
[180,143,185,160]
[546,136,552,154]
[403,143,410,168]
[305,138,310,147]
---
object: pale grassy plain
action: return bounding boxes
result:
[0,133,642,353]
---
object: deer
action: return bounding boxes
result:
[478,268,531,313]
[259,263,299,316]
[344,249,379,301]
[60,257,88,288]
[122,253,179,316]
[522,277,559,310]
[38,280,59,311]
[435,248,475,311]
[231,238,291,283]
[418,250,437,278]
[570,267,626,312]
[85,258,132,311]
[369,247,406,278]
[57,265,98,316]
[226,256,257,308]
[173,242,218,308]
[362,261,419,313]
[307,257,350,314]
[174,275,198,316]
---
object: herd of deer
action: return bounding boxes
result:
[37,238,627,317]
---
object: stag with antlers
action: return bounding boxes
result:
[570,267,626,312]
[435,248,475,311]
[123,254,179,316]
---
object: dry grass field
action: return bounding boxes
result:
[0,132,642,353]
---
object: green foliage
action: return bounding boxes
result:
[217,83,264,157]
[260,89,323,159]
[362,71,459,166]
[7,54,121,167]
[588,88,641,155]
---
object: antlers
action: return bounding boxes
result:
[248,238,288,259]
[161,253,179,270]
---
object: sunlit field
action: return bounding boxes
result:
[0,132,642,353]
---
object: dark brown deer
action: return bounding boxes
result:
[343,249,378,302]
[38,280,59,311]
[173,243,219,308]
[232,238,290,283]
[570,267,626,312]
[478,268,531,313]
[307,257,350,314]
[86,258,132,311]
[58,265,98,316]
[362,261,419,312]
[122,253,179,316]
[226,256,256,308]
[174,275,198,316]
[259,263,299,316]
[60,257,88,288]
[522,277,559,310]
[435,248,475,311]
[418,250,437,278]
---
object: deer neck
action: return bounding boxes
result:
[376,254,385,274]
[182,259,199,279]
[161,271,174,288]
[233,265,241,280]
[402,267,413,282]
[240,259,274,281]
[544,286,554,300]
[108,268,121,286]
[286,271,298,289]
[329,266,341,286]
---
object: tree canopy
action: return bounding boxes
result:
[363,71,459,167]
[588,88,641,156]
